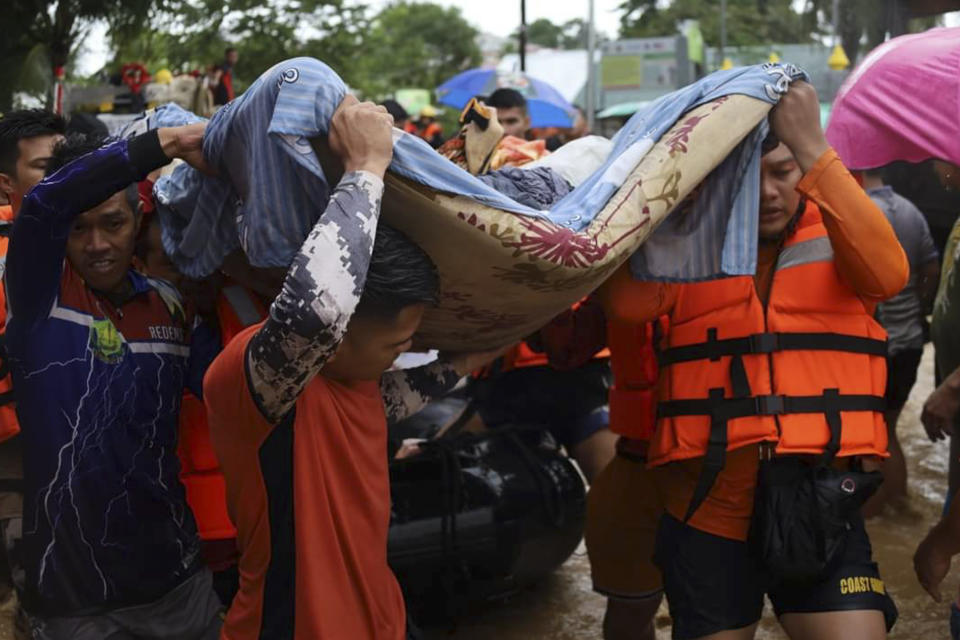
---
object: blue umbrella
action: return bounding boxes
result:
[436,69,576,128]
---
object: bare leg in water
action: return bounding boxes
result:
[603,595,662,640]
[864,407,908,517]
[571,428,618,483]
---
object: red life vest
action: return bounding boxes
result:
[0,206,18,443]
[607,319,663,441]
[177,284,267,545]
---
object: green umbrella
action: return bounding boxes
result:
[820,101,832,128]
[597,101,650,119]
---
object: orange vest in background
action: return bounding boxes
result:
[606,319,662,442]
[650,205,889,468]
[500,298,612,373]
[178,284,267,546]
[0,205,19,443]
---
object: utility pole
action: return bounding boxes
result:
[720,0,727,67]
[832,0,840,46]
[586,0,596,132]
[519,0,527,72]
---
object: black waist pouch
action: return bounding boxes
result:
[749,457,882,584]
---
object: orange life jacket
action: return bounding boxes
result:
[500,297,612,373]
[419,122,443,141]
[649,203,888,517]
[177,284,267,543]
[0,206,18,443]
[606,319,662,441]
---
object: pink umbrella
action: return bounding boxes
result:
[826,27,960,170]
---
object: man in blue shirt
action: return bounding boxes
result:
[6,125,221,639]
[862,168,940,514]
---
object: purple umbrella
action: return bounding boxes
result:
[826,27,960,169]
[436,69,576,128]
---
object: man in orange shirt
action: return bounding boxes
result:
[204,98,499,639]
[0,110,65,638]
[583,82,907,639]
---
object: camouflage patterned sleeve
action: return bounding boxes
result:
[246,171,384,424]
[380,361,464,424]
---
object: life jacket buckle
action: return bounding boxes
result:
[759,441,775,460]
[755,394,785,415]
[749,332,779,354]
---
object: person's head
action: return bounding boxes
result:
[137,215,182,288]
[569,106,588,140]
[381,100,409,129]
[487,88,530,138]
[419,105,438,125]
[225,47,239,66]
[933,160,960,191]
[860,167,886,190]
[322,225,439,382]
[48,134,141,294]
[758,141,804,241]
[0,109,66,212]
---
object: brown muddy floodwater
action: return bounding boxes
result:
[425,344,958,639]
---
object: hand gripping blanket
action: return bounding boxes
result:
[152,58,806,349]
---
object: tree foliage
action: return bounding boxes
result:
[618,0,812,46]
[105,1,479,99]
[516,18,600,50]
[617,0,943,65]
[351,2,481,99]
[1,0,156,110]
[107,0,367,94]
[799,0,940,65]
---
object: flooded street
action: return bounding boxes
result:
[426,344,958,639]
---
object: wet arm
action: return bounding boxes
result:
[245,171,384,424]
[796,149,909,303]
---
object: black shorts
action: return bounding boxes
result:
[885,348,923,412]
[471,359,611,449]
[653,513,897,640]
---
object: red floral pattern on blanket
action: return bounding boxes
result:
[382,94,771,349]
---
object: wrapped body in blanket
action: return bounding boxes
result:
[149,57,808,349]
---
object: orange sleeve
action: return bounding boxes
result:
[203,322,276,451]
[796,148,909,303]
[598,263,678,324]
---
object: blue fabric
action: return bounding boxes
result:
[153,58,806,280]
[435,68,576,127]
[628,121,767,281]
[476,166,571,209]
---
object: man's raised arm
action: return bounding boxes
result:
[244,99,396,423]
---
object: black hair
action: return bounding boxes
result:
[864,167,885,179]
[47,133,139,214]
[380,99,409,123]
[487,88,528,114]
[225,47,237,55]
[66,111,109,138]
[0,109,66,176]
[357,224,439,319]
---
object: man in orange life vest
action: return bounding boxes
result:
[0,110,66,633]
[557,81,908,640]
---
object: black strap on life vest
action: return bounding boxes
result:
[658,331,887,367]
[660,389,885,522]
